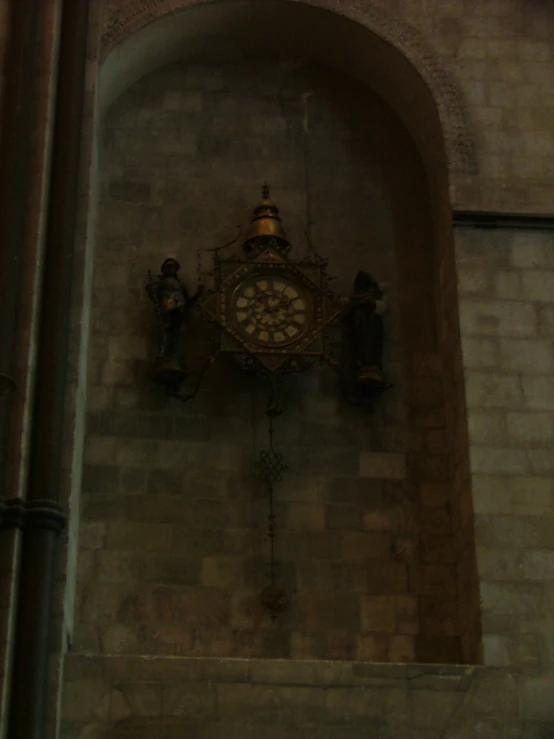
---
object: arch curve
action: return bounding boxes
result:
[102,0,478,182]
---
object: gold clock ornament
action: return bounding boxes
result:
[147,184,391,621]
[198,184,342,374]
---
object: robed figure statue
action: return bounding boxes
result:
[343,270,388,391]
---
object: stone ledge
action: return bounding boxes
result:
[61,655,552,736]
[65,653,494,688]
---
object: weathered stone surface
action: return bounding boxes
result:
[60,656,533,738]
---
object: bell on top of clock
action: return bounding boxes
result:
[242,183,291,255]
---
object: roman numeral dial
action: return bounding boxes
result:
[232,276,309,347]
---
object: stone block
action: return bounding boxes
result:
[360,595,396,633]
[420,535,457,564]
[297,592,360,631]
[367,562,408,594]
[354,634,389,661]
[477,547,524,581]
[108,335,149,361]
[359,453,406,480]
[414,636,461,664]
[521,551,554,581]
[119,467,147,495]
[162,682,215,717]
[411,689,462,729]
[340,532,391,561]
[407,455,449,483]
[96,551,141,583]
[84,436,118,465]
[62,679,110,721]
[83,493,124,521]
[105,521,173,552]
[522,721,554,739]
[410,351,443,377]
[284,502,324,531]
[115,438,160,468]
[109,180,151,203]
[480,582,544,617]
[216,683,325,723]
[475,514,554,549]
[495,270,522,299]
[512,231,554,269]
[471,475,554,516]
[201,556,244,589]
[461,337,499,369]
[202,658,250,682]
[275,474,321,503]
[363,509,396,532]
[521,271,554,302]
[111,683,163,718]
[420,597,460,637]
[325,505,362,531]
[467,410,506,443]
[327,477,383,506]
[395,595,419,635]
[506,412,554,443]
[386,635,414,662]
[527,449,554,474]
[79,521,107,549]
[144,555,201,585]
[146,469,184,495]
[456,267,493,295]
[163,90,203,112]
[81,464,119,494]
[539,303,554,337]
[419,484,451,507]
[522,377,554,410]
[469,445,527,474]
[465,372,523,409]
[325,685,389,721]
[500,339,554,374]
[459,300,537,337]
[466,671,520,718]
[250,660,316,685]
[413,564,458,598]
[102,656,203,682]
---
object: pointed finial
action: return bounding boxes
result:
[262,181,270,200]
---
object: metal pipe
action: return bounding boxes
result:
[8,0,90,735]
[0,0,46,501]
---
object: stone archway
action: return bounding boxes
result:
[100,0,478,189]
[75,0,483,668]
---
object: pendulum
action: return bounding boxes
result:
[257,386,289,620]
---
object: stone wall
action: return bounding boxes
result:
[60,654,532,738]
[456,227,554,725]
[73,57,478,665]
[53,1,554,737]
[101,0,554,214]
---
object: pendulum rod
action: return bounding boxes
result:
[258,375,288,620]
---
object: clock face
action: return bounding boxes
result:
[231,275,310,347]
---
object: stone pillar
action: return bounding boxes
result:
[0,0,92,737]
[0,1,62,735]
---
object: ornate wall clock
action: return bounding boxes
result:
[147,184,390,619]
[197,184,342,377]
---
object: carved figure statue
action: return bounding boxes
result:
[147,258,202,360]
[345,271,387,384]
